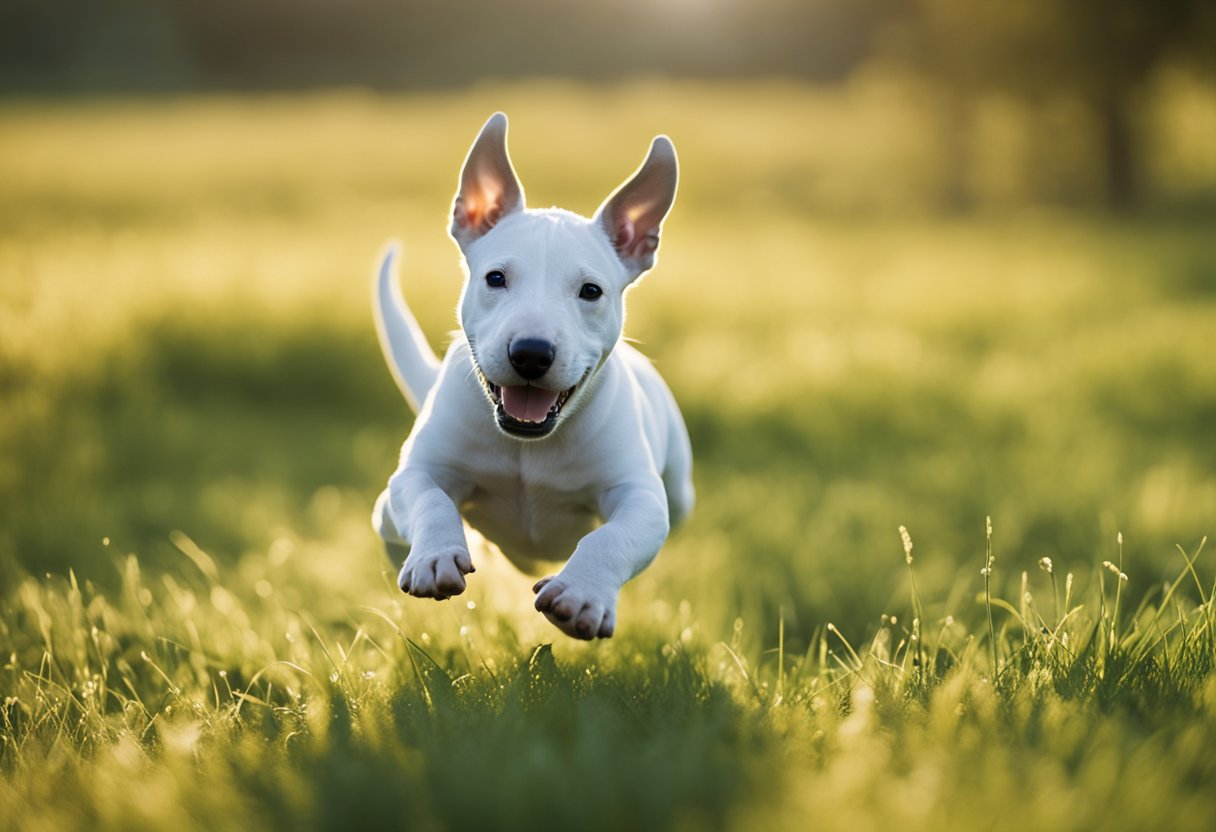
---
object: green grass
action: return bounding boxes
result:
[2,82,1215,830]
[2,531,1213,830]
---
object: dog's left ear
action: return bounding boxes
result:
[594,136,678,281]
[451,112,526,250]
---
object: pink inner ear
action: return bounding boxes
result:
[455,170,512,237]
[615,217,636,252]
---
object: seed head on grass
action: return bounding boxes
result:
[981,522,995,576]
[1040,557,1060,625]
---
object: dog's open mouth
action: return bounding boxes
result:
[476,371,576,437]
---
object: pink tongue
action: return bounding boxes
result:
[501,386,560,423]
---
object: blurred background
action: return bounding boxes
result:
[2,0,1215,645]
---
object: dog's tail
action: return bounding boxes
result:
[373,243,440,412]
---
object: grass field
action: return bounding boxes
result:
[2,83,1215,830]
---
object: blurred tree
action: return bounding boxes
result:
[883,0,1216,209]
[1,0,890,90]
[2,0,1213,210]
[1052,0,1215,208]
[0,0,189,91]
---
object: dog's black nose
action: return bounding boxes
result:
[509,338,555,380]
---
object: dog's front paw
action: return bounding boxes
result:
[532,576,617,640]
[398,548,475,600]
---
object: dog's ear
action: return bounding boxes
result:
[451,112,525,249]
[594,136,678,281]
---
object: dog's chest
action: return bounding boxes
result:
[457,449,599,565]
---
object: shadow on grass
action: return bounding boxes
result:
[211,645,757,832]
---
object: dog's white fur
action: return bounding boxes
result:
[371,113,693,640]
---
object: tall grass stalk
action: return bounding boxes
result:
[1103,533,1129,654]
[983,515,997,674]
[899,525,925,680]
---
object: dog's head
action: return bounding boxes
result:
[450,113,678,440]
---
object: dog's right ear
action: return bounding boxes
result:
[594,136,678,282]
[450,112,525,249]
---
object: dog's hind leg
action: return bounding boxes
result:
[663,445,695,530]
[371,488,410,563]
[660,392,696,529]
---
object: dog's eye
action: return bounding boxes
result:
[485,270,506,288]
[578,283,603,301]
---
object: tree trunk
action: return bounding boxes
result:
[1099,93,1138,210]
[940,91,972,214]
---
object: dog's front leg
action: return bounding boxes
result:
[387,467,475,600]
[533,484,669,639]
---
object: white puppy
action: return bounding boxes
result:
[371,113,694,640]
